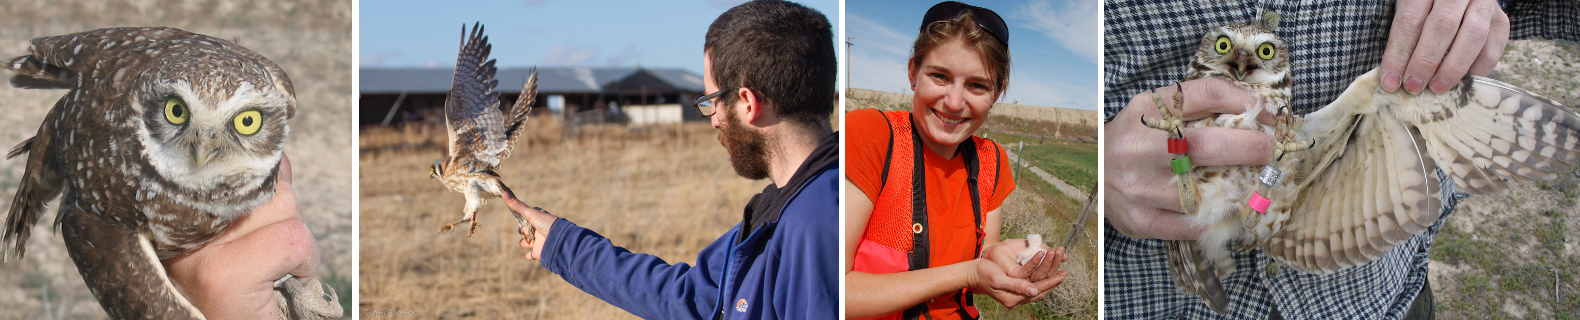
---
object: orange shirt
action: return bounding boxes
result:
[848,108,1016,319]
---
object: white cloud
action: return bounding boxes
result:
[848,48,913,94]
[846,14,914,58]
[360,51,400,67]
[543,43,598,66]
[846,14,917,93]
[605,44,642,66]
[1011,0,1100,64]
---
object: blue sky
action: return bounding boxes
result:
[847,0,1098,110]
[359,0,840,83]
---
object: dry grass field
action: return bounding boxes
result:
[845,88,1099,318]
[0,0,352,318]
[359,120,767,318]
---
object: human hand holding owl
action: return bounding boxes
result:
[1380,0,1510,94]
[504,191,557,261]
[1103,78,1272,241]
[164,155,337,320]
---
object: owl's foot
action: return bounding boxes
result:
[1141,87,1187,137]
[440,218,474,235]
[467,220,480,238]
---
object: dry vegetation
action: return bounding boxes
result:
[845,87,1099,318]
[1429,39,1580,319]
[359,120,766,318]
[0,0,352,318]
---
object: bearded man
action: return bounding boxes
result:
[507,1,838,319]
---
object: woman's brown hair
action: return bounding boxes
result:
[910,11,1011,97]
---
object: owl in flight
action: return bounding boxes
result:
[1143,12,1580,313]
[428,23,537,238]
[1,28,339,319]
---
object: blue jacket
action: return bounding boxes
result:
[538,162,839,319]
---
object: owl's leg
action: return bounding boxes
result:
[440,191,483,237]
[1141,85,1202,214]
[58,203,205,319]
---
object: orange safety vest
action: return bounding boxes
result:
[854,111,1003,320]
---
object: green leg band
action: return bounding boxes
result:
[1172,156,1193,174]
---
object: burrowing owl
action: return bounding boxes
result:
[428,23,537,237]
[1142,13,1296,312]
[1146,13,1580,313]
[0,27,337,319]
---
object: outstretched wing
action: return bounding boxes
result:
[1269,69,1580,274]
[499,68,537,161]
[444,23,507,167]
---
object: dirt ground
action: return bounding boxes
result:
[1428,39,1580,319]
[0,0,353,318]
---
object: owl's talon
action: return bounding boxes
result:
[466,221,480,238]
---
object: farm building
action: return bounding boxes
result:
[359,67,708,126]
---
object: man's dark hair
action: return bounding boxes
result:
[705,0,836,129]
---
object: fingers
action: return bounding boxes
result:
[1380,0,1433,92]
[278,154,293,184]
[1176,78,1267,124]
[1403,0,1469,94]
[1467,2,1508,77]
[1182,127,1274,167]
[1429,0,1492,93]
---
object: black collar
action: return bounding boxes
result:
[739,132,839,241]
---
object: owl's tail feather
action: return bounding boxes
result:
[2,55,74,89]
[1165,240,1230,313]
[6,136,32,159]
[1,138,63,261]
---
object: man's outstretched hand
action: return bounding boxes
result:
[504,191,559,260]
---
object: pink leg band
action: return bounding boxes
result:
[1248,191,1271,213]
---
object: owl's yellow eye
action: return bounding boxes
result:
[164,98,189,125]
[1257,43,1276,60]
[233,110,262,135]
[1214,36,1232,54]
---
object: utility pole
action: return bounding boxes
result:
[844,36,853,92]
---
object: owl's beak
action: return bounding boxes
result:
[193,128,221,167]
[1228,51,1257,81]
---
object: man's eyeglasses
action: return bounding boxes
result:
[921,1,1009,48]
[693,87,736,117]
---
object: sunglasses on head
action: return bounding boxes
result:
[922,1,1009,47]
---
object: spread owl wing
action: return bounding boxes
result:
[444,23,507,167]
[1268,68,1580,274]
[499,68,537,161]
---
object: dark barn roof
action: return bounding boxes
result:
[359,67,705,95]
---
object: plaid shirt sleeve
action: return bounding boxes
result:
[1094,0,1580,317]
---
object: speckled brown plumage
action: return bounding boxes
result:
[1,27,296,319]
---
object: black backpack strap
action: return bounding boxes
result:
[902,119,930,320]
[959,138,985,255]
[907,113,930,272]
[880,111,894,193]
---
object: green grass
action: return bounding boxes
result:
[980,130,1098,194]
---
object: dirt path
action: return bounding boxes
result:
[1005,149,1089,200]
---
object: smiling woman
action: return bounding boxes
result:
[843,2,1071,319]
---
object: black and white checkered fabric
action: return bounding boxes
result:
[1096,0,1580,317]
